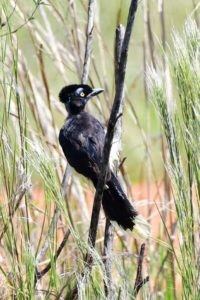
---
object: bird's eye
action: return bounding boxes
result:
[80,92,85,97]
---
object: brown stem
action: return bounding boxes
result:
[133,243,149,296]
[71,2,139,299]
[88,0,138,252]
[81,0,95,84]
[36,229,70,280]
[103,23,125,298]
[35,166,71,284]
[0,177,30,242]
[103,218,114,298]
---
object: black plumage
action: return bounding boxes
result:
[59,84,137,230]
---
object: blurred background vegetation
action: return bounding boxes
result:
[0,0,196,181]
[0,0,199,299]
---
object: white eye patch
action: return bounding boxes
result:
[76,87,84,96]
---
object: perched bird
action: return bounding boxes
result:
[59,84,140,231]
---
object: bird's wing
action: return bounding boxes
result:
[81,117,105,164]
[59,119,105,185]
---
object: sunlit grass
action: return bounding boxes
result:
[148,18,200,299]
[0,0,199,299]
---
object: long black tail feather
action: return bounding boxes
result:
[101,173,138,230]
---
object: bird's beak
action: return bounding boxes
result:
[87,88,104,99]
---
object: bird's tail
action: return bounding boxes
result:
[102,173,150,237]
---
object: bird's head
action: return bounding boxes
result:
[59,84,104,115]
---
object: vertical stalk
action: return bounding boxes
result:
[103,23,125,298]
[81,0,95,85]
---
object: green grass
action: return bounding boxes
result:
[0,0,199,299]
[148,18,200,299]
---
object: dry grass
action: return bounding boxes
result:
[0,0,199,299]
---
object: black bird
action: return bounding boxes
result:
[59,84,138,230]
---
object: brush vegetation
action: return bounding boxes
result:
[0,0,199,299]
